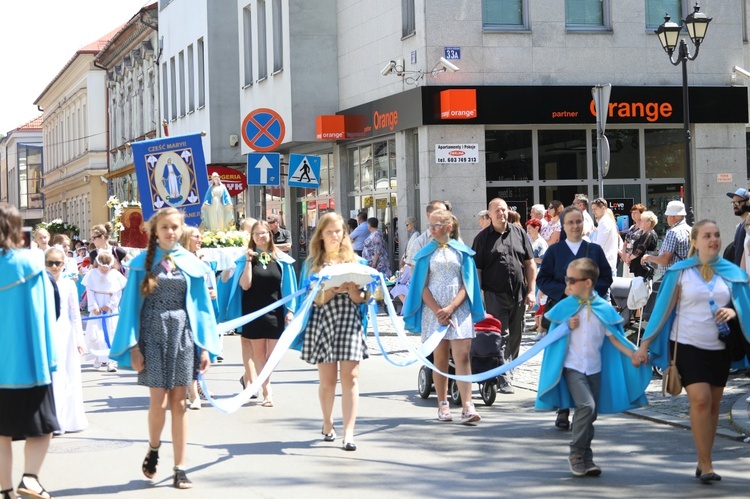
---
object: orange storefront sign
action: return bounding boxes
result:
[440,89,477,120]
[316,115,346,140]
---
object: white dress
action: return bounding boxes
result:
[52,278,89,433]
[82,268,127,364]
[203,184,233,231]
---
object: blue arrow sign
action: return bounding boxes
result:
[247,153,280,186]
[288,154,321,189]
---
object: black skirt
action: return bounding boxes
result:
[672,341,730,388]
[0,384,60,440]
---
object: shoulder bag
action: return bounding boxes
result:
[662,284,683,397]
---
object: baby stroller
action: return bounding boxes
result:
[416,314,505,406]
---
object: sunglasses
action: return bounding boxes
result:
[45,260,64,268]
[732,201,745,207]
[92,234,104,240]
[267,219,278,224]
[564,276,588,284]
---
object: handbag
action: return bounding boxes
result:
[662,285,683,397]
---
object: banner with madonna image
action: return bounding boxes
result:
[131,133,209,226]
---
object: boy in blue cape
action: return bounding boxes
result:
[536,258,651,477]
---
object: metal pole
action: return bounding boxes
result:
[680,40,694,225]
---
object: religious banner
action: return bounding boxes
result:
[131,133,208,226]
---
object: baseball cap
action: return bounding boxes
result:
[726,188,750,200]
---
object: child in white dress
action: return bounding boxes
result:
[82,252,127,371]
[46,247,89,433]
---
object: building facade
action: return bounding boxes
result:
[95,3,161,207]
[0,116,44,229]
[34,29,120,236]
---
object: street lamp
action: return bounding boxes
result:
[654,3,712,224]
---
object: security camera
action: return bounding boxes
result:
[734,66,750,78]
[100,176,108,184]
[438,57,459,72]
[381,61,397,76]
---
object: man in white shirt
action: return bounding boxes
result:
[590,198,621,276]
[574,196,594,239]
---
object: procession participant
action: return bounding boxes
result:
[109,207,221,489]
[294,213,368,451]
[89,223,129,276]
[404,209,485,423]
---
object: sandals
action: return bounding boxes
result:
[16,474,52,499]
[437,400,453,421]
[1,489,12,499]
[141,445,160,479]
[460,403,481,424]
[173,468,193,489]
[261,396,274,407]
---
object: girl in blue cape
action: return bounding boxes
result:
[0,202,60,499]
[224,219,298,407]
[536,257,651,476]
[110,208,221,490]
[634,219,750,483]
[404,209,485,424]
[293,213,369,451]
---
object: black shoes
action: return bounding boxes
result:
[343,441,357,451]
[699,472,721,483]
[321,427,337,442]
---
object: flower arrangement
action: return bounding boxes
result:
[201,230,250,248]
[37,219,80,238]
[106,196,141,242]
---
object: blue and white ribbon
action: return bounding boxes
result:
[82,312,118,356]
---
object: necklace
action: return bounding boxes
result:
[258,251,272,269]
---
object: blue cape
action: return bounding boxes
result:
[536,294,651,414]
[0,249,57,388]
[403,239,485,333]
[290,257,370,352]
[223,251,298,323]
[203,183,232,206]
[641,255,750,369]
[110,244,222,369]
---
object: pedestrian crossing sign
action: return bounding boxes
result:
[288,154,321,189]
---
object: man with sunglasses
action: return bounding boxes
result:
[725,188,750,266]
[266,214,291,253]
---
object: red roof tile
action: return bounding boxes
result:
[13,115,43,132]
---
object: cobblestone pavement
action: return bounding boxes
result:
[368,312,750,438]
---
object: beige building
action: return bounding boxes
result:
[34,28,120,235]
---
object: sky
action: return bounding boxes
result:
[0,0,151,135]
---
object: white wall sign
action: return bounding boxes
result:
[717,173,733,183]
[435,144,479,164]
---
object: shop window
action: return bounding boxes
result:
[483,0,528,31]
[540,185,583,210]
[389,138,397,188]
[646,183,683,239]
[591,129,639,179]
[374,141,389,191]
[485,186,533,222]
[646,0,682,29]
[319,154,329,196]
[644,129,684,178]
[566,0,609,30]
[348,148,360,192]
[538,130,587,181]
[360,145,373,191]
[485,130,533,181]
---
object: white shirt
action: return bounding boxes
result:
[671,269,730,351]
[743,229,750,274]
[565,239,583,255]
[405,230,432,265]
[563,304,611,375]
[592,215,620,274]
[582,210,595,237]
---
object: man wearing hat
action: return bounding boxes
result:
[641,200,691,274]
[726,188,750,267]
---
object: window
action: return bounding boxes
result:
[538,130,587,181]
[591,129,640,179]
[169,57,177,120]
[566,0,610,30]
[178,50,186,117]
[272,0,283,73]
[646,0,682,29]
[243,6,253,86]
[197,38,205,107]
[483,0,528,31]
[257,0,267,80]
[485,130,533,181]
[162,63,169,121]
[402,0,415,37]
[187,44,195,112]
[645,129,684,178]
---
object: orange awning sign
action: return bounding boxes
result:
[440,89,477,120]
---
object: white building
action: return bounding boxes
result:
[0,116,44,229]
[95,3,161,206]
[34,29,119,235]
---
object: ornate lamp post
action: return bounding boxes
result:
[654,3,712,224]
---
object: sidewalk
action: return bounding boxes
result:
[370,312,750,440]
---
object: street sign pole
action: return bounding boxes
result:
[592,84,612,197]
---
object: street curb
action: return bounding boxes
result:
[729,392,750,438]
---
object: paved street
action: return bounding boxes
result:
[15,317,750,498]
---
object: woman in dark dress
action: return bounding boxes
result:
[233,221,297,406]
[625,210,658,278]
